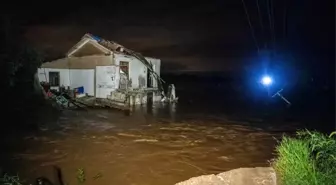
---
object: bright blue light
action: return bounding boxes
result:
[261,76,272,86]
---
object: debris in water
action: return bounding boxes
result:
[39,126,49,131]
[40,159,67,167]
[133,139,158,143]
[218,156,233,161]
[97,114,108,119]
[77,168,86,184]
[178,160,206,174]
[159,127,198,132]
[93,172,103,180]
[117,133,142,138]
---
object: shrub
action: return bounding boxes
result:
[273,130,336,185]
[0,174,23,185]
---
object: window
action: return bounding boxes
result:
[49,72,60,86]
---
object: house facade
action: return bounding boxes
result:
[37,34,162,103]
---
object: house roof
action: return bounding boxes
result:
[66,34,112,57]
[66,33,161,76]
[66,33,137,57]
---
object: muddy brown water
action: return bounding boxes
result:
[2,103,301,185]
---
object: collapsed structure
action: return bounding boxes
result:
[37,33,177,108]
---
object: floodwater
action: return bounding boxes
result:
[1,101,305,185]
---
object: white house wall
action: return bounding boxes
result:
[95,66,120,98]
[69,69,95,96]
[38,68,94,96]
[67,55,114,69]
[145,57,161,76]
[37,68,70,91]
[145,57,161,88]
[114,54,147,89]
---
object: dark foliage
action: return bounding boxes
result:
[0,15,53,130]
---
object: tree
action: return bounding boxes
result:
[0,13,44,93]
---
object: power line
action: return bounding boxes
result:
[241,0,260,53]
[270,0,276,50]
[256,0,265,48]
[283,0,287,41]
[266,0,275,51]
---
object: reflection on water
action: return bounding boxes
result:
[3,103,301,185]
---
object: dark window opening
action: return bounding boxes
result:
[120,61,129,78]
[49,72,60,86]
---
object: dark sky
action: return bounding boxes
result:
[3,0,334,72]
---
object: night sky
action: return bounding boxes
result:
[2,0,334,73]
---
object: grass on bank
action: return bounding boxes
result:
[273,130,336,185]
[0,168,92,185]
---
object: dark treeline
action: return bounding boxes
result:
[0,14,57,131]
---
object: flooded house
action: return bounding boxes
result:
[37,33,167,107]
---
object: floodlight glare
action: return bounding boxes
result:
[261,76,272,86]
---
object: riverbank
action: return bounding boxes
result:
[175,167,277,185]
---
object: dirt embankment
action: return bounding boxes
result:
[175,167,277,185]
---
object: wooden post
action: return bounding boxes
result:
[140,93,143,106]
[125,95,130,109]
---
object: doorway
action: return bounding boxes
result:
[147,69,152,88]
[147,65,155,88]
[119,61,129,89]
[119,61,129,78]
